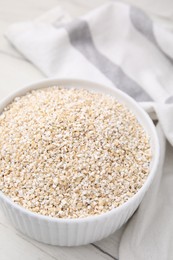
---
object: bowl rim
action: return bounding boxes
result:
[0,78,160,223]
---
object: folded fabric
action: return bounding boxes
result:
[6,2,173,259]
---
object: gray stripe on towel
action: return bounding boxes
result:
[65,19,152,102]
[130,6,173,64]
[165,96,173,104]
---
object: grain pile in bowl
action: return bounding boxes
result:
[0,87,151,218]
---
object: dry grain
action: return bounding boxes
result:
[0,87,151,218]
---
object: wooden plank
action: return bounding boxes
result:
[93,226,125,259]
[0,221,57,260]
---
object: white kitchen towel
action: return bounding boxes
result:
[5,1,173,259]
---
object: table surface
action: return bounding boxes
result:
[0,0,124,259]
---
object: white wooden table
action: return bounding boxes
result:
[0,0,125,259]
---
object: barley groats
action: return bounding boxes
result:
[0,87,151,218]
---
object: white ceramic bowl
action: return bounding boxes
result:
[0,78,160,246]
